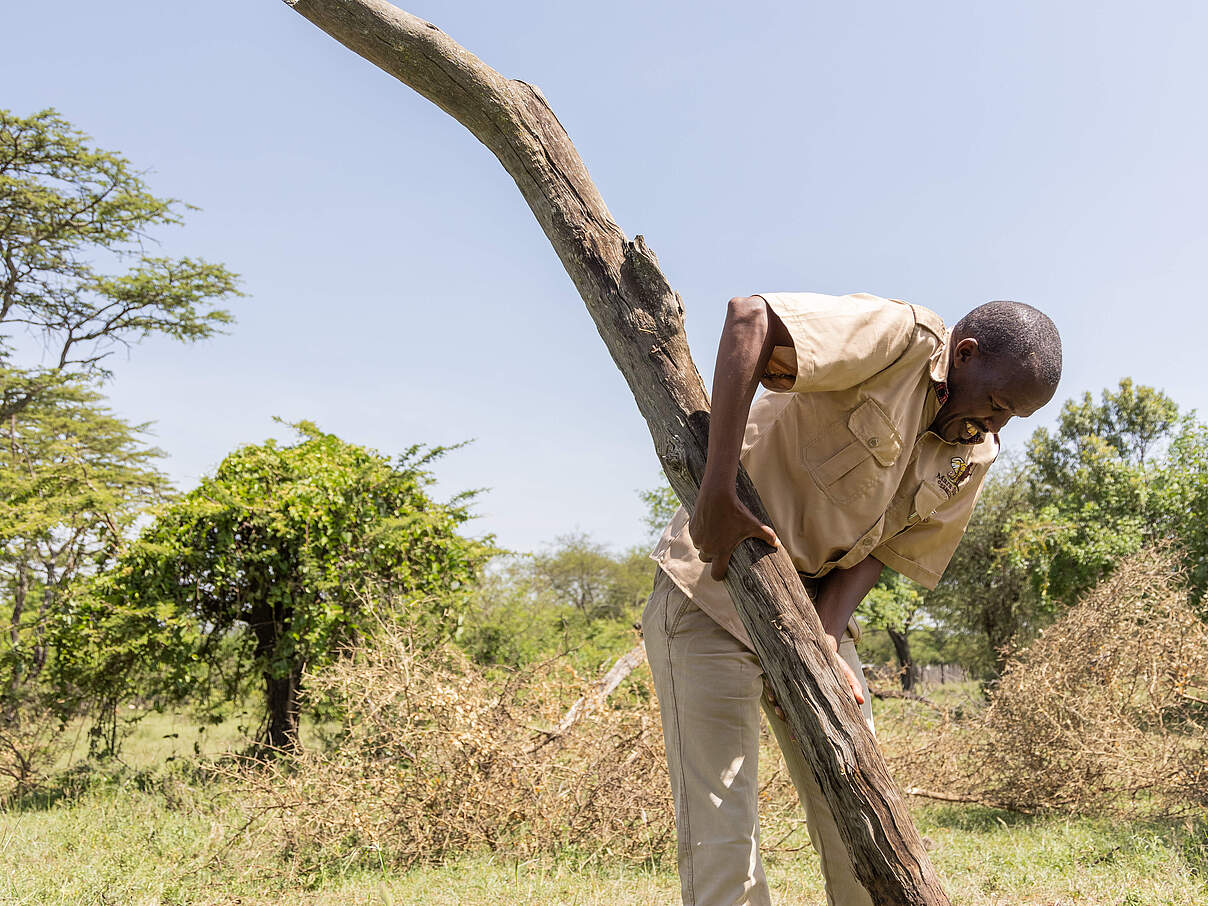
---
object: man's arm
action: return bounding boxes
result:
[767,554,883,713]
[814,554,884,653]
[689,295,793,580]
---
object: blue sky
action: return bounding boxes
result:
[4,1,1206,553]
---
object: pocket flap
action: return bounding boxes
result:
[911,479,946,524]
[815,441,868,487]
[847,399,901,467]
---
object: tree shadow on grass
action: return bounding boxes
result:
[2,759,141,813]
[917,802,1208,875]
[914,803,1039,832]
[1,755,218,814]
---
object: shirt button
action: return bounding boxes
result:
[867,437,880,447]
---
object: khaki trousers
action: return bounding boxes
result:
[642,569,875,906]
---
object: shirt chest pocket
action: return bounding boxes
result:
[805,399,903,505]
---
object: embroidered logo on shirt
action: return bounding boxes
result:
[936,456,974,498]
[948,456,971,483]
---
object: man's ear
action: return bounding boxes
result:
[952,337,980,368]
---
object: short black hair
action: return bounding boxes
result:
[954,300,1062,388]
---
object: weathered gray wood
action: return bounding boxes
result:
[280,2,951,902]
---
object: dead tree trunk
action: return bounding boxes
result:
[281,2,951,902]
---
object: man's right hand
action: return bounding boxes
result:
[689,482,780,582]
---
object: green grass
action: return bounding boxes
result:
[3,705,1206,905]
[3,779,1205,905]
[912,805,1208,905]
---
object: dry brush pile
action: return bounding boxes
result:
[0,696,69,800]
[890,545,1208,818]
[228,620,675,870]
[228,545,1208,872]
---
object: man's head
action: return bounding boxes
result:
[930,300,1062,445]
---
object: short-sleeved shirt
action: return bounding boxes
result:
[651,291,999,648]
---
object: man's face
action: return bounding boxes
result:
[931,337,1054,445]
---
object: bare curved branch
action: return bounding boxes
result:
[282,2,951,902]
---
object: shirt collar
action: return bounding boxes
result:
[921,328,952,432]
[929,327,952,384]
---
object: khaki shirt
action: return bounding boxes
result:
[651,291,998,648]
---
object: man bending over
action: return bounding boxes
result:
[645,291,1061,906]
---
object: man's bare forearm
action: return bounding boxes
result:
[689,296,793,578]
[701,296,780,492]
[814,555,885,649]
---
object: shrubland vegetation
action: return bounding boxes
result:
[885,546,1208,819]
[881,378,1208,679]
[67,426,490,752]
[3,109,1207,904]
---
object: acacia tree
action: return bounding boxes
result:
[1156,420,1208,606]
[1030,378,1180,474]
[62,423,490,752]
[0,378,169,710]
[530,531,652,621]
[0,108,240,418]
[1026,379,1180,606]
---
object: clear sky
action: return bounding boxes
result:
[4,1,1206,553]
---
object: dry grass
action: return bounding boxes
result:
[119,541,1204,900]
[4,625,1208,902]
[227,545,1208,881]
[891,545,1208,819]
[225,620,675,870]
